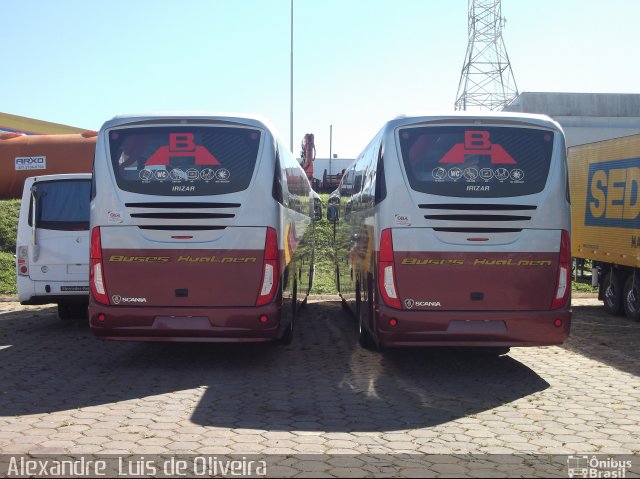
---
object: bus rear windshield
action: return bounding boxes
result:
[29,180,91,231]
[398,126,554,198]
[108,126,262,196]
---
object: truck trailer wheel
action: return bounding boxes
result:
[602,271,623,316]
[623,275,640,321]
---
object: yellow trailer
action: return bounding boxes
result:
[569,134,640,320]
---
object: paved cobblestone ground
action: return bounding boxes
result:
[0,294,638,477]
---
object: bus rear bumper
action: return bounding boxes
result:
[89,303,282,342]
[375,305,571,347]
[18,277,89,305]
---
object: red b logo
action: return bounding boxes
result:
[169,133,195,152]
[439,130,516,165]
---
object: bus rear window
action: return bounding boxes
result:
[108,126,262,196]
[398,126,554,198]
[29,180,91,231]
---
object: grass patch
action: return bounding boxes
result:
[0,199,20,253]
[572,278,598,293]
[311,194,337,294]
[0,200,19,296]
[0,251,17,295]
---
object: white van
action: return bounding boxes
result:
[16,173,92,319]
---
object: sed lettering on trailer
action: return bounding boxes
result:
[586,158,640,228]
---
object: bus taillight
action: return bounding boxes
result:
[16,246,29,276]
[378,228,401,309]
[256,227,279,306]
[551,229,571,310]
[90,227,109,305]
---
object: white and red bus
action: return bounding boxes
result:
[328,112,571,349]
[89,113,315,343]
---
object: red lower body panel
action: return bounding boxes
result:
[89,301,281,342]
[375,302,571,347]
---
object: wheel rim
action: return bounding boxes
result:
[605,284,616,307]
[628,286,639,314]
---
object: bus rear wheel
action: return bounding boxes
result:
[602,271,623,315]
[358,312,377,350]
[623,275,640,321]
[357,283,377,350]
[279,280,296,345]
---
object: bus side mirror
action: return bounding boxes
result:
[313,200,323,221]
[327,204,339,223]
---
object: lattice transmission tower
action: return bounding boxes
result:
[454,0,519,111]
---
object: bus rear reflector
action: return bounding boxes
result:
[551,229,571,310]
[256,227,278,306]
[378,228,401,309]
[90,227,109,305]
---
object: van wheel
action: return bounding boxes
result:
[603,271,623,315]
[58,303,88,320]
[57,303,72,320]
[623,275,640,321]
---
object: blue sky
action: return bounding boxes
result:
[1,0,639,158]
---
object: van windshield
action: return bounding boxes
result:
[29,179,91,230]
[398,125,554,198]
[108,126,262,196]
